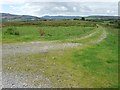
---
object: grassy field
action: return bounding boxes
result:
[2,20,96,27]
[2,20,119,88]
[2,25,95,43]
[1,20,97,43]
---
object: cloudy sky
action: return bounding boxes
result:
[0,0,119,17]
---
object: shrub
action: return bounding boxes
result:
[81,17,85,21]
[14,31,20,35]
[73,18,79,20]
[5,27,20,35]
[47,34,52,36]
[39,30,46,36]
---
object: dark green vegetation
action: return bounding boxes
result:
[2,20,96,27]
[2,20,119,88]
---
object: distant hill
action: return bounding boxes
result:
[0,13,119,22]
[42,15,81,20]
[86,16,118,20]
[0,13,42,22]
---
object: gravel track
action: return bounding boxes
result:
[2,42,81,57]
[1,27,107,88]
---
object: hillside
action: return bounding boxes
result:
[42,15,81,20]
[86,16,118,20]
[0,13,119,22]
[0,13,42,22]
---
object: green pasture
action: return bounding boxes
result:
[2,26,95,43]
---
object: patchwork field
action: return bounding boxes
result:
[1,20,119,88]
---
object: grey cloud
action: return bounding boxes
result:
[28,2,93,16]
[21,2,118,16]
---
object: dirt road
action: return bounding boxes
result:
[2,27,107,88]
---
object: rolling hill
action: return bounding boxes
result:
[42,15,81,20]
[0,13,42,22]
[86,16,118,20]
[0,13,119,22]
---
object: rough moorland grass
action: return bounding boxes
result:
[3,26,118,88]
[72,27,118,87]
[73,46,118,87]
[67,26,103,44]
[2,26,95,43]
[2,20,96,27]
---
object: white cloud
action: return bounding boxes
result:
[73,7,77,11]
[52,6,68,11]
[1,1,118,16]
[0,6,2,13]
[1,0,27,4]
[1,0,119,4]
